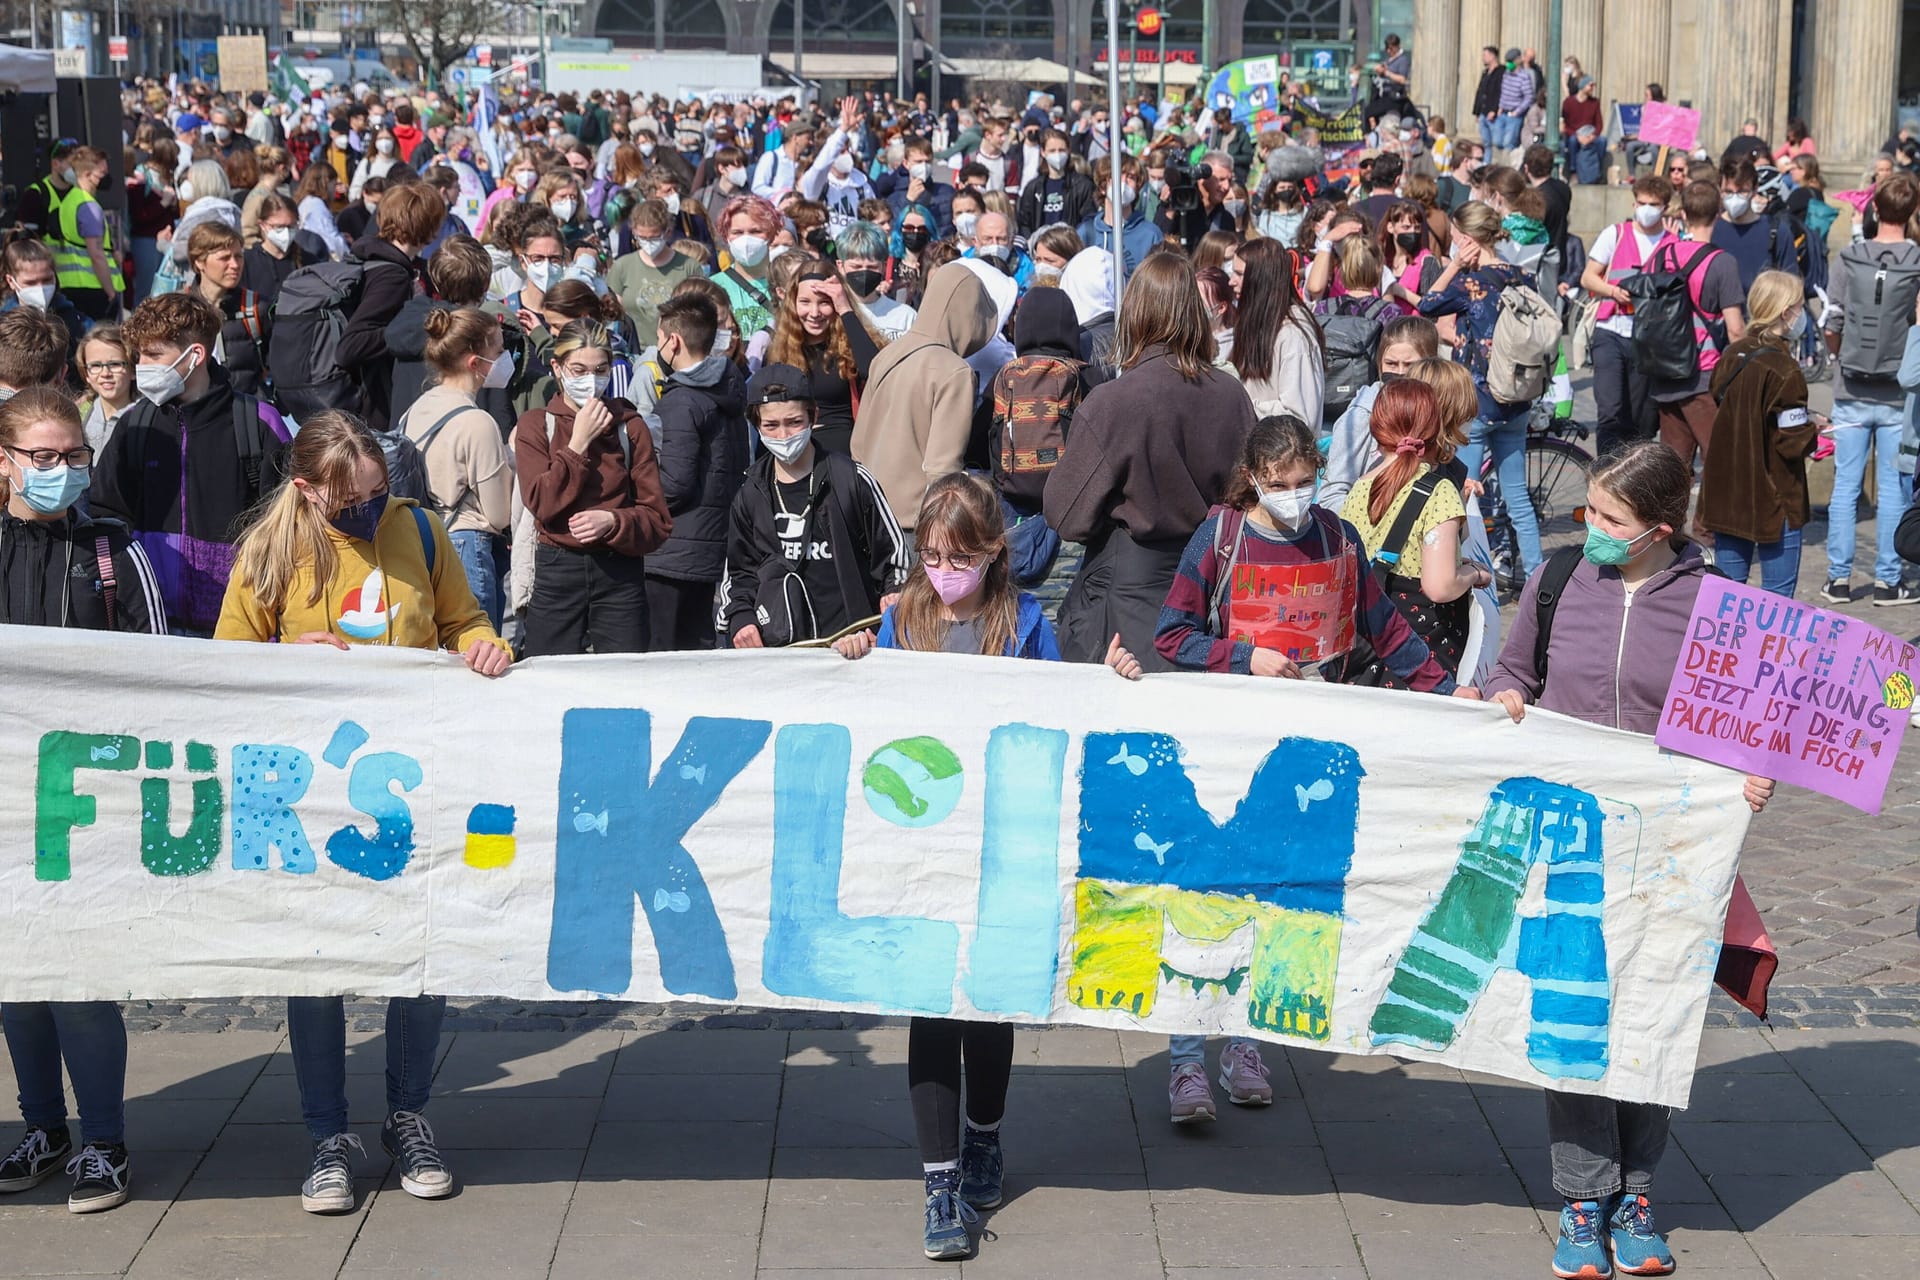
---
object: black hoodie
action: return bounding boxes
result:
[647,353,752,583]
[0,510,166,633]
[336,234,427,430]
[384,296,523,439]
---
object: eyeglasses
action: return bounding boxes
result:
[85,360,129,375]
[920,548,982,571]
[5,443,94,470]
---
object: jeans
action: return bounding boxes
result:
[1566,134,1608,184]
[522,543,651,657]
[1169,1035,1252,1068]
[1490,112,1524,152]
[1826,400,1907,585]
[449,528,506,631]
[286,995,446,1142]
[1714,523,1804,597]
[1546,1089,1671,1200]
[1478,114,1496,148]
[1,1001,127,1145]
[1457,413,1543,575]
[1592,329,1655,456]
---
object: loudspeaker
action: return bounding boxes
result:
[55,77,126,212]
[0,92,55,225]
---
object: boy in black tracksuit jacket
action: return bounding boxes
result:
[720,362,911,647]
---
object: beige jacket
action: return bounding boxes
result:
[399,383,515,537]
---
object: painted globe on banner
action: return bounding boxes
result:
[862,736,965,829]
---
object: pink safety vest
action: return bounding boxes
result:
[1652,238,1728,372]
[1595,219,1677,322]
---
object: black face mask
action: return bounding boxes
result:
[1395,231,1423,253]
[901,226,931,251]
[844,268,883,297]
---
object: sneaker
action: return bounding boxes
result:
[1218,1042,1274,1106]
[300,1132,364,1214]
[1553,1199,1613,1279]
[382,1110,453,1200]
[0,1126,72,1192]
[1168,1062,1216,1124]
[1874,582,1920,607]
[1819,579,1852,604]
[958,1126,1003,1210]
[922,1169,978,1261]
[65,1143,129,1214]
[1610,1194,1676,1276]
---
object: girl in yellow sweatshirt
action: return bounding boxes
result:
[215,408,510,669]
[213,407,506,1217]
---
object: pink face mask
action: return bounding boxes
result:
[925,563,986,605]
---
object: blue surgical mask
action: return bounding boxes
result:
[329,492,389,542]
[12,462,90,514]
[1582,523,1658,567]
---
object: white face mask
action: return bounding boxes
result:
[1722,192,1752,220]
[481,348,516,389]
[213,125,232,142]
[639,141,656,156]
[976,242,1008,261]
[561,370,610,404]
[514,168,537,190]
[13,283,52,310]
[831,153,855,178]
[724,165,747,186]
[1119,180,1138,207]
[663,191,681,215]
[525,261,561,291]
[713,327,734,351]
[265,225,295,252]
[135,347,197,406]
[1633,204,1665,230]
[1255,481,1315,530]
[954,212,979,239]
[637,235,670,258]
[728,234,770,267]
[332,135,349,150]
[550,198,578,223]
[909,161,930,181]
[760,425,812,462]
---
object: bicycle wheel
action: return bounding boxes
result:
[1527,436,1594,557]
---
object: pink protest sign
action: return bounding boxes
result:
[1656,579,1918,813]
[1637,102,1700,151]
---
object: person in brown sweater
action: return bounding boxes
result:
[513,318,673,655]
[1043,252,1258,668]
[1700,270,1819,597]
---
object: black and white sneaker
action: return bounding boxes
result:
[300,1132,363,1214]
[0,1126,72,1192]
[65,1143,129,1214]
[1820,580,1853,605]
[1873,582,1920,607]
[382,1111,453,1199]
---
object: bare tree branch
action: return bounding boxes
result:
[383,0,510,88]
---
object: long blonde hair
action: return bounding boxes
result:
[891,473,1018,656]
[231,410,385,615]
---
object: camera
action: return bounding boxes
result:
[1163,156,1201,214]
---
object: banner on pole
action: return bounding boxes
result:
[0,630,1754,1107]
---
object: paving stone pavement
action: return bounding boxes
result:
[5,1024,1920,1279]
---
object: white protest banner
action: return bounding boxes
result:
[0,629,1751,1107]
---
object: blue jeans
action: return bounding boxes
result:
[1826,400,1908,585]
[286,995,446,1141]
[1478,114,1496,147]
[1714,522,1803,597]
[1566,134,1607,184]
[1458,413,1543,575]
[1490,112,1524,151]
[450,528,507,630]
[1169,1035,1251,1068]
[1,1001,127,1145]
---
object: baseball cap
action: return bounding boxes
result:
[174,111,206,133]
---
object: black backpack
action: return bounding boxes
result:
[1530,546,1725,680]
[265,258,400,419]
[1315,294,1397,423]
[1624,242,1723,383]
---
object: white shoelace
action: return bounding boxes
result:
[388,1112,445,1170]
[65,1145,119,1184]
[308,1132,365,1191]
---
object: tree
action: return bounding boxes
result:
[386,0,507,90]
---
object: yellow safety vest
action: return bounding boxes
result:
[52,187,124,293]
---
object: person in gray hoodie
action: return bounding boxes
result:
[645,292,750,649]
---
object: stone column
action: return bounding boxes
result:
[1602,0,1670,147]
[1807,0,1901,175]
[1696,0,1780,164]
[1561,0,1603,97]
[1411,0,1461,129]
[1456,0,1502,140]
[1503,0,1549,68]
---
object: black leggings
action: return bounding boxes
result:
[908,1017,1014,1165]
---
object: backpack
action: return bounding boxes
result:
[266,259,396,419]
[1315,294,1397,422]
[991,352,1087,508]
[1531,545,1723,680]
[384,402,468,506]
[1624,242,1721,383]
[1320,471,1444,687]
[1486,279,1560,405]
[1836,241,1920,381]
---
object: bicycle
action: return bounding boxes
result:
[1479,406,1595,597]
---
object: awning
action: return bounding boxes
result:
[946,56,1078,83]
[1093,59,1206,86]
[765,52,901,81]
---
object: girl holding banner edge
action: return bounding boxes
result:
[1477,440,1775,1280]
[833,473,1142,1262]
[215,409,510,1215]
[0,386,167,1215]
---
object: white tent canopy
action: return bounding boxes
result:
[0,43,57,94]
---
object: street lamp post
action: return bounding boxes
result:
[1105,0,1123,308]
[793,0,803,81]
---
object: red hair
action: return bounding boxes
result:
[719,193,782,239]
[1365,379,1443,525]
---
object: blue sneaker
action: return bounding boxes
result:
[1553,1199,1612,1279]
[958,1126,1003,1209]
[922,1169,977,1261]
[1609,1193,1675,1276]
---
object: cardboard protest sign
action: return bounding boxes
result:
[1637,102,1700,152]
[0,628,1755,1106]
[1656,578,1916,812]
